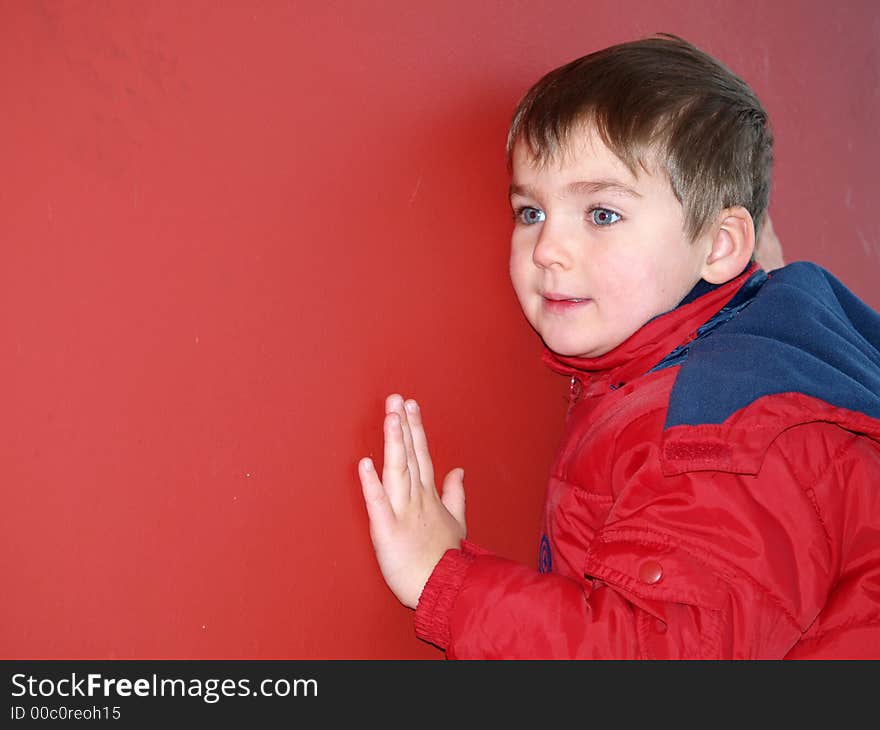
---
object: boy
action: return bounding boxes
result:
[358,34,880,659]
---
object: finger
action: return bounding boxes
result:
[440,468,467,535]
[404,399,435,489]
[382,412,411,512]
[358,457,396,532]
[387,394,421,490]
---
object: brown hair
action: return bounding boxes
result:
[507,34,773,240]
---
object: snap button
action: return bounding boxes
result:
[570,376,582,400]
[638,560,663,585]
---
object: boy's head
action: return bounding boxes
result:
[506,35,774,359]
[507,34,773,243]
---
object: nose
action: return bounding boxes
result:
[532,220,573,270]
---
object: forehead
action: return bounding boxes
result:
[509,123,665,195]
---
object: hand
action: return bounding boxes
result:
[358,394,467,609]
[755,213,785,271]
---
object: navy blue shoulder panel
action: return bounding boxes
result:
[663,262,880,428]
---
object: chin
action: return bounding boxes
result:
[550,329,627,358]
[544,339,604,359]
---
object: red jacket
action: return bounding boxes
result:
[414,263,880,659]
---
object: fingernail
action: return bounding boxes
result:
[361,457,373,472]
[405,400,418,413]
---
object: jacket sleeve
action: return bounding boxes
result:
[415,543,644,658]
[414,421,867,659]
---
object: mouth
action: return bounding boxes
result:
[541,293,592,311]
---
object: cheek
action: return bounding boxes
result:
[508,247,541,323]
[596,256,673,322]
[604,254,697,325]
[596,253,651,297]
[508,243,531,291]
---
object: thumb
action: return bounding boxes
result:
[440,467,467,532]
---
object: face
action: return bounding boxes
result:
[509,126,711,359]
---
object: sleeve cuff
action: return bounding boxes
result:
[414,546,477,650]
[461,539,492,557]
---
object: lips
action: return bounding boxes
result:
[542,293,592,312]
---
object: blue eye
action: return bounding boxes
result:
[517,207,545,225]
[590,208,621,226]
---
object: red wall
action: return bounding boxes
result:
[2,1,878,659]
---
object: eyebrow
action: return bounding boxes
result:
[509,180,642,199]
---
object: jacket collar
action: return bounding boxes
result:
[542,264,762,395]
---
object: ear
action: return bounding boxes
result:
[700,206,756,285]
